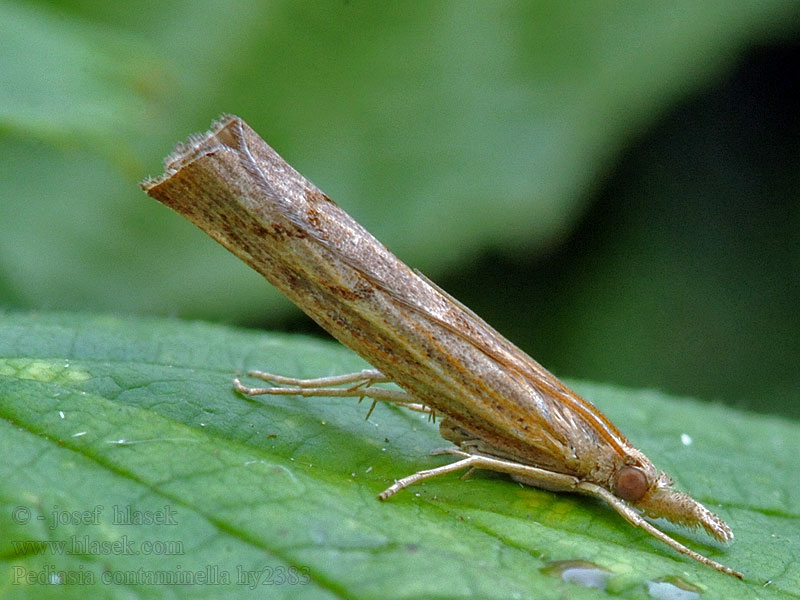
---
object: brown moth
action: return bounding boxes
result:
[141,115,741,578]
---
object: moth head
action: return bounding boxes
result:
[615,467,733,543]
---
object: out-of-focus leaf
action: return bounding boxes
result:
[1,1,798,321]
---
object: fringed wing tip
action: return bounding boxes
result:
[140,114,245,192]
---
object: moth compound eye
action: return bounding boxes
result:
[614,466,649,502]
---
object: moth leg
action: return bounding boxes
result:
[576,481,743,579]
[234,369,429,413]
[244,368,389,387]
[379,448,580,501]
[380,449,742,579]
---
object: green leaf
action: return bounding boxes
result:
[1,311,797,598]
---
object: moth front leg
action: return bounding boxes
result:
[576,481,743,579]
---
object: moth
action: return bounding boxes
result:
[141,115,740,578]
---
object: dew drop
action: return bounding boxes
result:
[646,576,702,600]
[541,560,610,590]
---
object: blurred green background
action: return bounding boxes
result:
[1,1,798,417]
